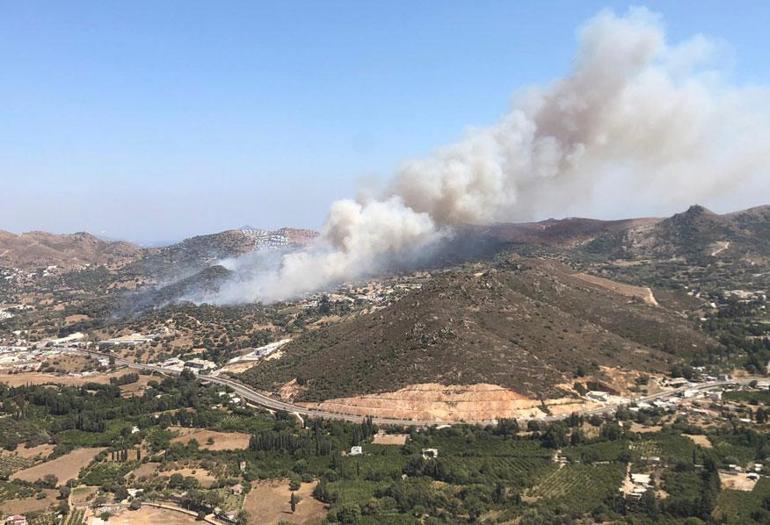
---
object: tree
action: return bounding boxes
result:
[336,503,361,524]
[290,492,297,513]
[639,489,658,517]
[600,422,623,441]
[543,423,568,448]
[757,407,767,424]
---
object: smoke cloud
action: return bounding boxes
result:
[205,7,770,304]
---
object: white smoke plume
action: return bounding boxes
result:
[207,7,770,304]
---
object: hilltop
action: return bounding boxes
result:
[241,257,716,404]
[0,230,142,270]
[576,205,770,262]
[116,227,317,283]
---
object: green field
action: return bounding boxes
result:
[528,463,626,513]
[717,478,770,523]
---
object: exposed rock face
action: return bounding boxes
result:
[297,383,597,423]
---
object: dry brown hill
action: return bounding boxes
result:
[241,258,717,402]
[0,231,142,270]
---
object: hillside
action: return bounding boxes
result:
[0,231,142,270]
[241,258,717,402]
[123,227,318,282]
[580,205,770,263]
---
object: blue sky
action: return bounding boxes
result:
[2,1,769,244]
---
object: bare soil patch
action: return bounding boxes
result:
[372,432,408,446]
[12,447,105,485]
[683,434,712,448]
[169,427,250,451]
[572,272,659,306]
[4,442,55,460]
[300,383,595,423]
[243,479,326,525]
[629,423,663,434]
[0,370,130,387]
[719,471,758,491]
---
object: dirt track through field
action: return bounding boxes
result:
[572,272,659,306]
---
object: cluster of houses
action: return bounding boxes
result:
[100,332,158,346]
[228,338,291,364]
[217,390,242,405]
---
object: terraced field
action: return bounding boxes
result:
[65,509,86,525]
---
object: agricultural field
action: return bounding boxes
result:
[168,426,251,451]
[526,463,626,513]
[108,506,201,524]
[0,455,32,477]
[64,508,85,525]
[11,447,105,486]
[0,488,57,515]
[716,478,770,523]
[0,368,766,524]
[243,479,327,525]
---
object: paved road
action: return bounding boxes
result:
[70,348,758,428]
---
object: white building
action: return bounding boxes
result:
[422,448,439,459]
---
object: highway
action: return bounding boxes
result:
[70,348,756,428]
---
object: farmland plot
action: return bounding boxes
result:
[527,463,626,512]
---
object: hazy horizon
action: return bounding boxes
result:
[2,1,770,244]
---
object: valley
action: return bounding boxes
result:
[0,206,769,524]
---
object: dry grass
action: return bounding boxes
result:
[159,466,217,488]
[0,489,57,514]
[0,370,129,387]
[3,442,55,460]
[629,423,663,434]
[372,432,408,446]
[119,375,155,397]
[719,471,758,491]
[128,462,160,481]
[42,354,94,373]
[11,447,105,485]
[243,479,327,525]
[70,485,98,505]
[109,505,200,525]
[65,314,91,324]
[169,427,250,451]
[683,434,712,448]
